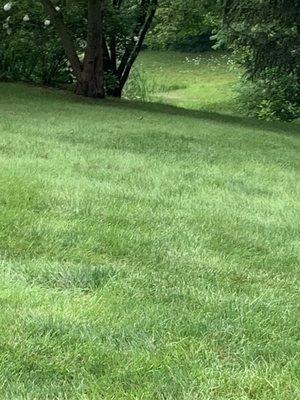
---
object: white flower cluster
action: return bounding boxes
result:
[3,3,12,34]
[2,2,62,33]
[3,1,12,11]
[3,15,11,34]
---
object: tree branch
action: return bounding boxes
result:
[117,0,156,79]
[113,0,124,9]
[38,0,82,80]
[119,0,158,89]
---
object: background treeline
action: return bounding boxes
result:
[0,0,299,120]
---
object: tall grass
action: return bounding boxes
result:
[123,67,157,101]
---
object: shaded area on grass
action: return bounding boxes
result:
[0,82,299,399]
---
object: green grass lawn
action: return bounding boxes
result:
[0,82,299,399]
[126,51,236,112]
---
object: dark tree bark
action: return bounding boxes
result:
[76,0,105,97]
[39,0,157,98]
[118,0,158,92]
[105,0,158,97]
[39,0,105,98]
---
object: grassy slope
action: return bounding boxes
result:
[128,51,236,112]
[0,82,299,399]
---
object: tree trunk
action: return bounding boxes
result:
[106,84,122,97]
[105,0,158,98]
[76,0,105,97]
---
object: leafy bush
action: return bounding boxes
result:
[166,32,215,53]
[0,1,79,85]
[0,36,72,85]
[0,45,32,81]
[216,0,299,121]
[236,68,300,121]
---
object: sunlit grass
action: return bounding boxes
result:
[126,51,236,112]
[0,81,299,399]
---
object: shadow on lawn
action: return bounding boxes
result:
[5,82,298,137]
[103,97,300,137]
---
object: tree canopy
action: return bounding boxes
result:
[1,0,159,97]
[216,0,299,120]
[1,0,299,120]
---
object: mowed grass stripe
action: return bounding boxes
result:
[0,82,299,399]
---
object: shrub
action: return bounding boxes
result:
[236,68,300,121]
[166,32,215,53]
[0,2,77,86]
[0,38,72,85]
[217,0,299,121]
